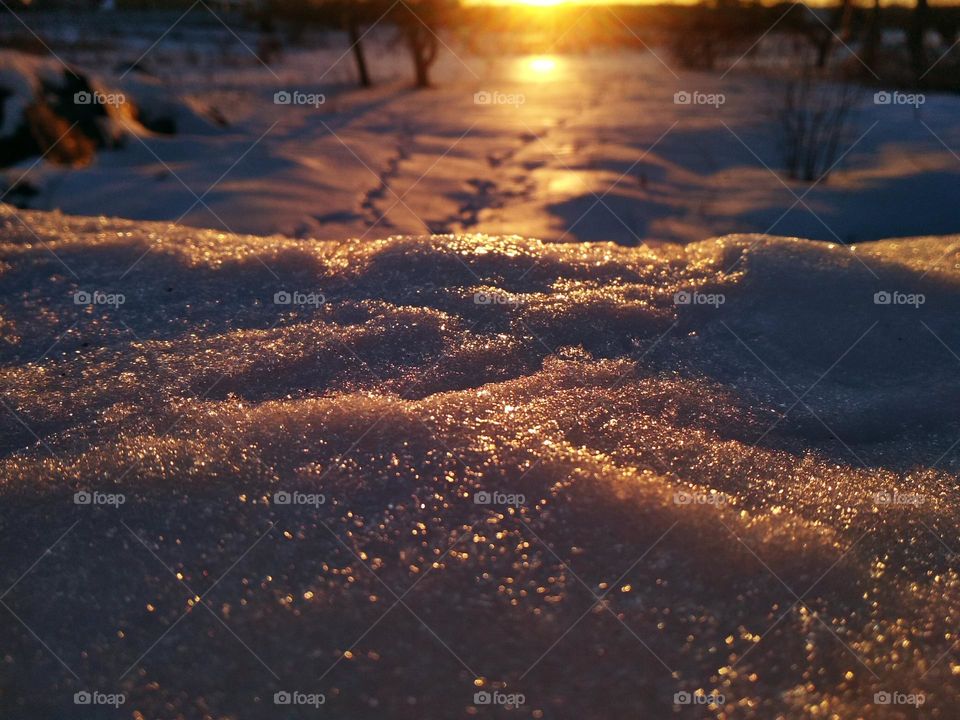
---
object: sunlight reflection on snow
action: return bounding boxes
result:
[519,54,561,81]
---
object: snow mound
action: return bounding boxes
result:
[0,50,223,171]
[2,208,960,718]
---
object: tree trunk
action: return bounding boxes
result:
[815,33,832,68]
[814,0,850,68]
[406,26,438,88]
[347,18,372,88]
[413,54,430,88]
[862,0,882,73]
[909,0,929,85]
[838,0,854,40]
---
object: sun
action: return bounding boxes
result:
[528,56,557,73]
[468,0,572,6]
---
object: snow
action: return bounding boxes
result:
[3,43,960,245]
[2,12,960,717]
[2,208,960,717]
[0,52,60,138]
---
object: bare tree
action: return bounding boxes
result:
[788,0,855,70]
[666,0,767,71]
[332,0,389,88]
[908,0,929,84]
[267,0,380,88]
[344,5,373,88]
[862,0,882,72]
[777,68,861,182]
[391,0,459,88]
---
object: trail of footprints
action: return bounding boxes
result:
[351,117,571,236]
[359,123,413,231]
[431,126,551,234]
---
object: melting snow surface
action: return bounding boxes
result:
[2,208,960,718]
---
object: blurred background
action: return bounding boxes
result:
[2,0,959,245]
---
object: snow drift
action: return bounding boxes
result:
[1,208,960,718]
[0,51,224,173]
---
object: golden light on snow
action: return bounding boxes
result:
[6,212,960,716]
[527,55,558,75]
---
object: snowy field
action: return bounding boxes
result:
[3,22,960,246]
[3,11,960,720]
[2,209,960,717]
